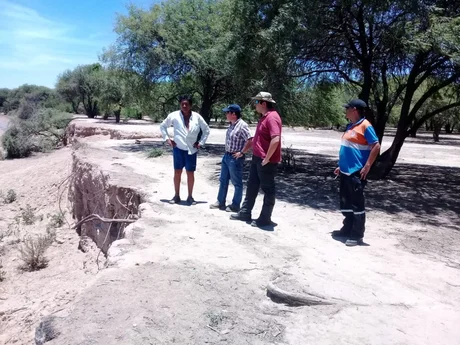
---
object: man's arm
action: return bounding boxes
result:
[262,136,281,165]
[360,142,381,179]
[160,114,173,143]
[233,124,253,158]
[197,115,210,147]
[233,138,253,158]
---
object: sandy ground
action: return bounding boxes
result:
[1,118,460,344]
[0,148,100,345]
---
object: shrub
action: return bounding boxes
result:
[281,145,297,173]
[0,260,5,281]
[19,235,53,271]
[2,125,34,158]
[2,108,72,159]
[48,211,66,228]
[147,148,164,158]
[21,204,35,225]
[4,189,17,204]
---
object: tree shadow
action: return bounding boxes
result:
[112,140,460,229]
[382,129,460,147]
[113,140,166,153]
[274,151,460,229]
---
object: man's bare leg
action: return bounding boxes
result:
[174,169,182,197]
[186,171,195,198]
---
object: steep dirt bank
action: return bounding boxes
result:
[69,150,143,254]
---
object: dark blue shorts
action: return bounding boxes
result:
[173,147,197,172]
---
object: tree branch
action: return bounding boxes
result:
[73,214,136,229]
[410,101,460,133]
[409,73,460,121]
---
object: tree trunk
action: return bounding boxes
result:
[200,95,212,124]
[408,127,417,138]
[445,122,453,134]
[373,108,389,143]
[114,108,121,124]
[71,101,79,114]
[433,122,442,142]
[371,128,407,179]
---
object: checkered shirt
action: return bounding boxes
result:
[225,119,252,153]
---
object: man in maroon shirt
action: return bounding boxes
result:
[230,92,282,228]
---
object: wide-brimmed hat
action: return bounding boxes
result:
[251,91,276,104]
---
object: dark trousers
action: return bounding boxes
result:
[240,156,277,221]
[340,172,367,239]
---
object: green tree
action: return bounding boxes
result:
[56,63,106,118]
[242,0,460,177]
[104,0,238,123]
[56,69,80,113]
[3,85,61,113]
[0,88,9,111]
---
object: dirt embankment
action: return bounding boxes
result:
[1,118,459,345]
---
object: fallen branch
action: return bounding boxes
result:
[267,281,334,306]
[73,214,136,229]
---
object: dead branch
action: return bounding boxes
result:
[267,281,334,306]
[73,214,136,229]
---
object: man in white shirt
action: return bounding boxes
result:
[160,95,210,205]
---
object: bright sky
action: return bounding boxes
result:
[0,0,155,89]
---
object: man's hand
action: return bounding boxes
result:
[360,164,371,180]
[166,139,176,147]
[262,158,270,166]
[193,142,201,149]
[233,152,243,159]
[334,167,340,176]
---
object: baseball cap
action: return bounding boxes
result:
[251,91,276,104]
[222,104,241,113]
[344,99,368,109]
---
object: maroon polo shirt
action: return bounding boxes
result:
[252,110,282,163]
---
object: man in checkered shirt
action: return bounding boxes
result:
[210,104,252,212]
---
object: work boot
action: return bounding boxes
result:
[230,212,251,222]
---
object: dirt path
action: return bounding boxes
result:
[1,120,459,344]
[49,133,460,345]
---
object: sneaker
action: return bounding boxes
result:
[225,205,240,213]
[187,196,197,205]
[210,201,225,210]
[230,212,251,222]
[345,238,363,247]
[169,195,181,204]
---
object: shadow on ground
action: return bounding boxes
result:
[382,129,460,147]
[113,141,460,229]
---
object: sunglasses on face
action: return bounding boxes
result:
[254,100,263,104]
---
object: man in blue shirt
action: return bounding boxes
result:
[333,99,381,246]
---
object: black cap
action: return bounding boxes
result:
[344,99,368,109]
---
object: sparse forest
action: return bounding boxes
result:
[1,0,459,177]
